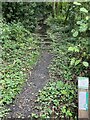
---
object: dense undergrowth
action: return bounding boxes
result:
[32,5,90,119]
[0,21,40,117]
[1,2,90,119]
[32,24,78,120]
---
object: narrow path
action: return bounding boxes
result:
[6,20,53,118]
[6,51,53,118]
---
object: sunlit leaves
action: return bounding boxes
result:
[73,2,81,6]
[79,23,88,32]
[86,16,89,20]
[82,61,89,67]
[73,31,78,37]
[35,80,76,119]
[75,60,81,66]
[70,58,76,66]
[80,7,88,13]
[68,46,79,52]
[70,58,81,66]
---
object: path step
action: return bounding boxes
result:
[39,38,53,42]
[41,48,53,50]
[39,34,48,37]
[36,41,52,44]
[41,46,53,50]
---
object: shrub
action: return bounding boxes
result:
[32,81,77,119]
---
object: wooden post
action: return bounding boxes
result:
[78,77,89,119]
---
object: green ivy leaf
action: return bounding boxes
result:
[77,21,82,25]
[70,58,76,66]
[75,59,81,66]
[79,23,88,32]
[62,106,66,113]
[56,81,64,90]
[68,47,74,51]
[80,7,88,13]
[73,31,78,37]
[32,113,38,118]
[74,46,79,52]
[86,16,89,20]
[82,61,89,67]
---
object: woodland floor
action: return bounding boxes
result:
[5,23,54,119]
[6,51,53,118]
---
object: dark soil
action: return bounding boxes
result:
[6,51,53,118]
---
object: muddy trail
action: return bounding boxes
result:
[5,20,53,119]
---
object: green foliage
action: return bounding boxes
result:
[68,3,90,77]
[80,7,88,13]
[0,21,39,117]
[73,2,81,6]
[0,106,9,118]
[2,3,37,32]
[72,31,78,37]
[47,27,73,82]
[31,23,78,119]
[1,2,90,119]
[71,3,89,36]
[40,6,89,116]
[32,81,77,119]
[2,3,51,32]
[45,15,65,26]
[83,61,89,67]
[68,38,90,75]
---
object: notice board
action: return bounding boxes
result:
[78,77,89,119]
